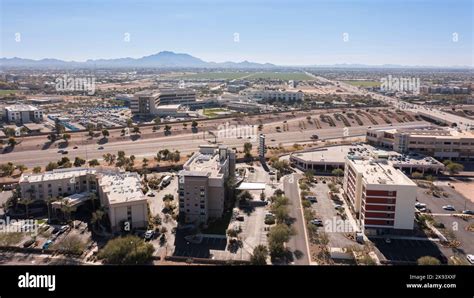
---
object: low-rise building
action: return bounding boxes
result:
[4,104,43,124]
[367,126,474,161]
[178,145,235,224]
[343,157,417,235]
[240,89,304,102]
[19,168,148,232]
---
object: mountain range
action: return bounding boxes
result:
[0,51,471,69]
[0,51,277,69]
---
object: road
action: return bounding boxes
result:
[2,121,427,168]
[283,173,310,265]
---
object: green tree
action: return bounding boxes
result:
[417,256,441,265]
[164,125,172,134]
[88,159,100,167]
[304,170,314,181]
[62,133,71,143]
[132,125,141,135]
[243,142,253,158]
[102,129,110,139]
[446,162,464,174]
[98,235,155,264]
[191,120,198,128]
[331,168,344,178]
[0,162,15,177]
[16,164,27,174]
[411,172,424,179]
[126,118,133,128]
[74,157,86,167]
[32,166,42,174]
[8,137,17,147]
[268,224,292,259]
[250,245,268,265]
[46,162,59,171]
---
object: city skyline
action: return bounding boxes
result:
[1,0,473,67]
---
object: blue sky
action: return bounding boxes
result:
[1,0,473,66]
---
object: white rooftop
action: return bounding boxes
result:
[348,158,416,186]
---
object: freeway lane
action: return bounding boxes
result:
[283,173,310,265]
[1,121,428,168]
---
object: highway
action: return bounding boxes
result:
[1,121,428,168]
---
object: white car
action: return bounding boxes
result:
[310,219,323,226]
[442,205,455,211]
[415,202,427,209]
[467,254,474,264]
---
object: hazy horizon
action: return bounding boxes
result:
[1,0,473,67]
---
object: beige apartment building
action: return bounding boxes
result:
[19,168,148,232]
[178,145,235,224]
[343,157,418,235]
[367,127,474,161]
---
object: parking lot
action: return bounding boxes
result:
[173,230,227,259]
[308,181,362,249]
[416,184,474,257]
[370,238,449,264]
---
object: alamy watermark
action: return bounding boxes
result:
[55,75,96,95]
[0,217,39,236]
[217,122,258,141]
[380,75,420,94]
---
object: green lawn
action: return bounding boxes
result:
[245,72,313,81]
[0,90,18,95]
[342,80,381,87]
[203,108,230,118]
[173,71,313,81]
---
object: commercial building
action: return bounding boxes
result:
[19,168,148,232]
[343,157,418,235]
[240,89,304,102]
[289,144,445,174]
[4,104,43,124]
[367,127,474,161]
[131,89,196,116]
[178,145,235,224]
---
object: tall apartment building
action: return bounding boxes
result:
[19,168,148,231]
[4,104,43,124]
[343,157,417,235]
[367,127,474,161]
[178,145,235,224]
[131,89,196,116]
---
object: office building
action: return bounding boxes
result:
[240,89,304,102]
[367,127,474,161]
[178,145,235,224]
[343,157,418,235]
[131,89,196,116]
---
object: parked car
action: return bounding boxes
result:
[73,146,78,149]
[61,151,69,155]
[305,196,317,203]
[144,230,155,241]
[462,210,474,215]
[415,202,427,209]
[334,204,343,210]
[98,146,104,150]
[51,227,60,235]
[442,205,455,211]
[42,240,53,250]
[147,192,155,197]
[23,239,35,248]
[310,219,323,226]
[466,254,474,264]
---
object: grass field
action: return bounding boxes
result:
[0,90,18,95]
[342,80,381,87]
[203,108,230,117]
[174,71,313,81]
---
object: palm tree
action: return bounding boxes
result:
[91,209,105,230]
[21,197,34,218]
[45,197,57,222]
[60,199,74,224]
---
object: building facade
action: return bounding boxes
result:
[4,104,43,124]
[131,89,196,116]
[343,157,417,235]
[19,168,148,232]
[178,145,235,224]
[367,127,474,161]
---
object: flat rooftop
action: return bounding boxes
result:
[5,104,39,112]
[349,159,416,186]
[291,144,444,168]
[98,171,145,204]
